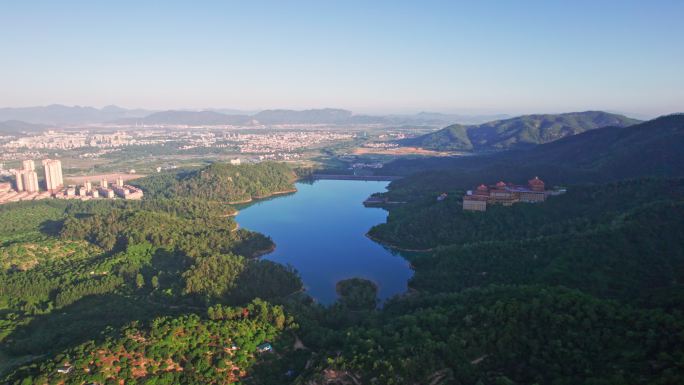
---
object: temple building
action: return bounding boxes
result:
[463,176,550,212]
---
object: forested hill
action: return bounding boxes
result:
[132,162,296,203]
[369,177,684,249]
[382,113,684,195]
[400,111,639,151]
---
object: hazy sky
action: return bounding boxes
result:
[1,0,682,116]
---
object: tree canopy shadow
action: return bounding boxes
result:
[38,219,64,237]
[2,293,187,358]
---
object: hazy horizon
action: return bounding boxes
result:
[2,1,682,117]
[0,103,666,121]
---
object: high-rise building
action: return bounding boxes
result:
[22,171,39,193]
[85,180,92,192]
[42,159,64,191]
[14,170,24,191]
[116,177,124,187]
[101,179,108,189]
[22,159,35,171]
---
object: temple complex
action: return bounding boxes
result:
[463,177,556,212]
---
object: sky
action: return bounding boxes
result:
[1,0,682,117]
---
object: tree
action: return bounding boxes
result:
[136,273,145,289]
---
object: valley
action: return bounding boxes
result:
[0,114,682,385]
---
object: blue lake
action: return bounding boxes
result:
[237,179,413,304]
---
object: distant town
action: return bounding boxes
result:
[0,128,357,162]
[0,158,143,204]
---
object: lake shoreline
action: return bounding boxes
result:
[251,243,276,258]
[227,188,298,204]
[364,232,435,252]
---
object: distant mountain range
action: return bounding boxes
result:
[0,120,49,134]
[110,108,513,127]
[400,111,640,152]
[0,104,509,128]
[120,110,255,126]
[382,113,684,188]
[0,104,153,125]
[254,108,353,124]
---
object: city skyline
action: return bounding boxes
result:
[0,156,143,204]
[1,1,682,117]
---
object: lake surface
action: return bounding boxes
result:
[237,179,413,304]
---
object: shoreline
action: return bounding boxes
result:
[364,232,435,252]
[227,188,298,205]
[251,243,276,258]
[310,174,403,181]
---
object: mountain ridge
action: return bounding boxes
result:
[0,120,50,134]
[0,104,153,125]
[118,110,254,126]
[381,113,684,191]
[400,111,640,151]
[0,105,511,127]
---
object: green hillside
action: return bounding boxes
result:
[296,285,684,385]
[401,111,639,151]
[5,300,293,385]
[369,177,684,248]
[382,114,684,196]
[407,199,684,303]
[0,198,301,372]
[132,161,296,203]
[403,123,473,150]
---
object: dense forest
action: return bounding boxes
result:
[407,200,684,303]
[335,278,378,311]
[132,162,296,202]
[60,204,271,258]
[293,285,684,385]
[0,192,303,381]
[7,299,294,385]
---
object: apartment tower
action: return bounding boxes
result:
[42,159,64,191]
[13,170,24,191]
[21,170,39,192]
[22,159,35,171]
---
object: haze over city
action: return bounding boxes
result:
[2,0,683,117]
